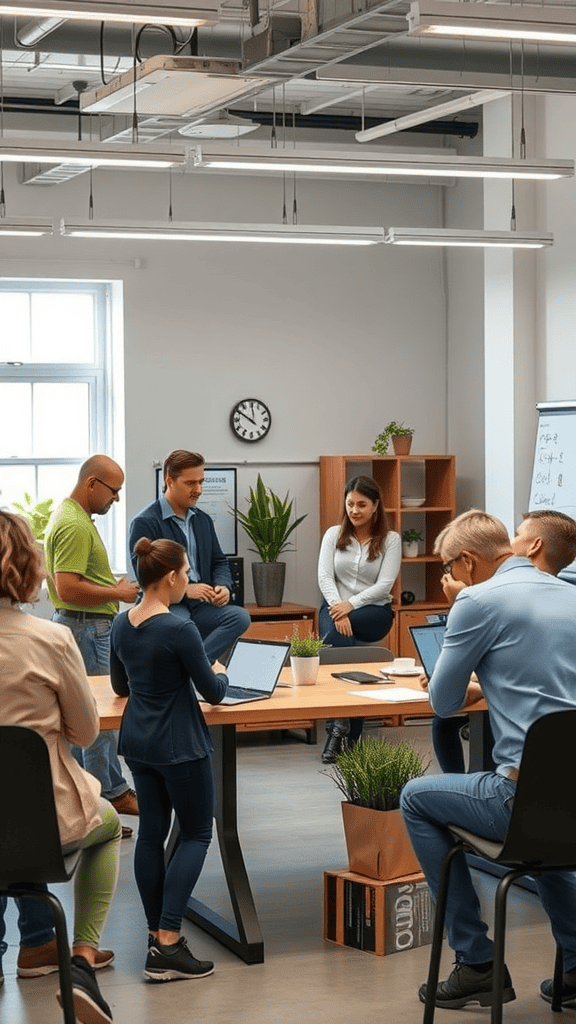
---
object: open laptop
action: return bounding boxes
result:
[408,622,447,681]
[219,638,291,705]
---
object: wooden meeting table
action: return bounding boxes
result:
[90,664,488,965]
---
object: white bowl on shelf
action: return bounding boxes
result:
[402,497,426,508]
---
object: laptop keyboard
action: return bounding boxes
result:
[226,686,265,699]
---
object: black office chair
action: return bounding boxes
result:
[319,646,394,665]
[0,726,82,1024]
[423,709,576,1024]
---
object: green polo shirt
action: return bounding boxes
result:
[45,498,118,616]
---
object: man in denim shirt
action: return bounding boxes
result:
[401,509,576,1010]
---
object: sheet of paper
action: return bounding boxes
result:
[349,687,429,703]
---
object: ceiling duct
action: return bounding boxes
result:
[80,55,275,116]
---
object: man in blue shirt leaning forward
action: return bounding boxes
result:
[400,509,576,1010]
[129,449,250,662]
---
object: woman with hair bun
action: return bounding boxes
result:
[109,536,227,983]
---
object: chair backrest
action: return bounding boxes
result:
[0,725,74,885]
[498,709,576,868]
[319,646,394,665]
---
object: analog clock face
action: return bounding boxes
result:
[230,398,272,443]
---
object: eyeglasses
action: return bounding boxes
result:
[442,554,463,576]
[94,477,122,497]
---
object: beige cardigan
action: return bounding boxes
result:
[0,599,103,845]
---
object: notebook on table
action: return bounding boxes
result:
[408,622,447,681]
[219,638,291,705]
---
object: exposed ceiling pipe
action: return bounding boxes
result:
[15,16,66,47]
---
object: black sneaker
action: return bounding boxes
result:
[144,936,214,982]
[57,955,113,1024]
[540,970,576,1007]
[418,960,516,1009]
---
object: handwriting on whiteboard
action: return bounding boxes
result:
[531,422,565,508]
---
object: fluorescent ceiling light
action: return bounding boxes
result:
[60,219,385,245]
[0,0,219,26]
[355,89,508,143]
[0,139,187,168]
[0,217,53,236]
[193,146,574,181]
[408,0,576,44]
[80,56,274,117]
[385,227,553,248]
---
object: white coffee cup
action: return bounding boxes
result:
[394,657,416,671]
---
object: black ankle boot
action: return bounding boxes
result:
[321,731,343,764]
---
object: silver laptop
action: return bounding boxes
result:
[219,638,291,705]
[408,622,447,681]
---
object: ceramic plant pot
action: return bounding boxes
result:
[402,541,419,558]
[290,655,320,686]
[392,434,413,456]
[251,561,286,607]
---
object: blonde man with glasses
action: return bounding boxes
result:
[400,509,576,1011]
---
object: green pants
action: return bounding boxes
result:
[62,798,122,948]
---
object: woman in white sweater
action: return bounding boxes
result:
[317,476,401,763]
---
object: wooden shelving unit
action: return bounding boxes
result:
[319,454,456,657]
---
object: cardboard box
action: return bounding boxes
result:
[324,868,434,956]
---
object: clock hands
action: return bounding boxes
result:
[240,410,258,426]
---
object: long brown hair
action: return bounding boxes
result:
[336,476,389,561]
[0,511,43,604]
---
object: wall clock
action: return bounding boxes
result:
[230,398,272,443]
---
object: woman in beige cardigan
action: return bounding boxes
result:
[0,511,121,1024]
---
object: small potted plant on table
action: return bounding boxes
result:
[326,737,427,879]
[288,628,325,686]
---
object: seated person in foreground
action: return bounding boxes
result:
[0,511,121,1024]
[400,510,576,1010]
[432,507,576,773]
[129,449,250,662]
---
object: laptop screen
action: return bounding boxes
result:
[409,623,447,680]
[226,638,290,694]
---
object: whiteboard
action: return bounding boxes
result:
[528,402,576,517]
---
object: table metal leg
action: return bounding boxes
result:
[183,724,264,964]
[468,710,495,772]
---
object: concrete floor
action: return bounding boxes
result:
[0,722,566,1024]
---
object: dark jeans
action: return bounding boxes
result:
[127,755,214,933]
[432,715,495,774]
[0,891,54,965]
[320,600,394,743]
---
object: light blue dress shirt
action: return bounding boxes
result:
[159,494,199,582]
[428,556,576,777]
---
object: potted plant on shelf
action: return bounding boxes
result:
[372,421,414,456]
[326,737,427,880]
[233,474,307,607]
[402,529,423,558]
[288,628,325,686]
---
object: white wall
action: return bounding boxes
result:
[1,164,453,604]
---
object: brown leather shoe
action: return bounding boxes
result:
[121,824,134,838]
[110,787,139,815]
[17,938,115,977]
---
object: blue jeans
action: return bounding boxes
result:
[53,612,128,801]
[401,770,576,970]
[127,756,214,933]
[0,892,55,964]
[171,601,251,662]
[320,600,394,742]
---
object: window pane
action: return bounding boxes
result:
[0,464,35,510]
[33,383,90,457]
[38,463,80,504]
[31,293,96,363]
[0,293,31,362]
[0,383,32,456]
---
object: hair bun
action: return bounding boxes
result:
[134,537,153,556]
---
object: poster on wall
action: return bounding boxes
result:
[154,466,237,556]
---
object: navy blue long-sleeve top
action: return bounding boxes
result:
[110,611,228,765]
